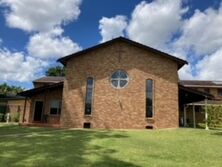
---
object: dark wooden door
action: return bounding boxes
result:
[34,101,43,122]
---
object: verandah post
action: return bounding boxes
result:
[205,98,209,130]
[22,97,27,123]
[184,104,187,127]
[192,104,196,128]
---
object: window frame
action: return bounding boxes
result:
[145,79,154,118]
[49,100,61,116]
[218,88,222,96]
[110,70,129,89]
[204,88,210,94]
[84,77,95,116]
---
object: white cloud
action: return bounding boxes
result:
[127,0,187,48]
[27,28,82,59]
[99,15,127,42]
[0,0,83,84]
[195,48,222,80]
[2,0,222,84]
[178,64,194,80]
[175,5,222,55]
[0,48,48,82]
[0,0,82,32]
[0,0,83,60]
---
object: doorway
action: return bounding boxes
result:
[33,101,43,122]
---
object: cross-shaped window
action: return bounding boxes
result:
[111,70,129,89]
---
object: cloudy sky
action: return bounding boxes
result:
[0,0,222,89]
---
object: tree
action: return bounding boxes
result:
[205,105,222,128]
[45,66,65,76]
[0,83,24,95]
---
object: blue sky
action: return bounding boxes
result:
[0,0,222,89]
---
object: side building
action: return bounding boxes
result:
[0,94,30,122]
[19,76,64,127]
[180,80,222,127]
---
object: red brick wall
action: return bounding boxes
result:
[61,41,179,129]
[6,99,30,123]
[28,88,62,124]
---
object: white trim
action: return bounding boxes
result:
[110,70,129,89]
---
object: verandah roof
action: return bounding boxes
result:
[179,84,213,105]
[19,82,63,97]
[186,100,222,106]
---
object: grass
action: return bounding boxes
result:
[0,123,59,135]
[0,124,222,167]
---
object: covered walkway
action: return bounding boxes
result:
[185,100,222,130]
[179,85,214,130]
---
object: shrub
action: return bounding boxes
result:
[204,105,222,128]
[12,112,20,122]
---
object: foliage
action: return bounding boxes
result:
[0,126,222,167]
[45,66,65,76]
[0,83,24,96]
[205,105,222,128]
[11,112,20,122]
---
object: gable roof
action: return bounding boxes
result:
[33,76,65,84]
[180,80,222,88]
[58,37,187,69]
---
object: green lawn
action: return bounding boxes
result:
[0,123,59,135]
[0,124,222,167]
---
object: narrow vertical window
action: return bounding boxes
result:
[146,79,153,118]
[85,77,94,115]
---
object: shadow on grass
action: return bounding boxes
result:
[0,124,57,135]
[211,131,222,136]
[90,155,141,167]
[0,129,140,167]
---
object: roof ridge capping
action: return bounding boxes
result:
[33,76,65,83]
[57,36,188,69]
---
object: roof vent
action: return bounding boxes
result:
[145,125,153,129]
[83,122,91,129]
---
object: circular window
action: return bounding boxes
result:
[111,70,129,89]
